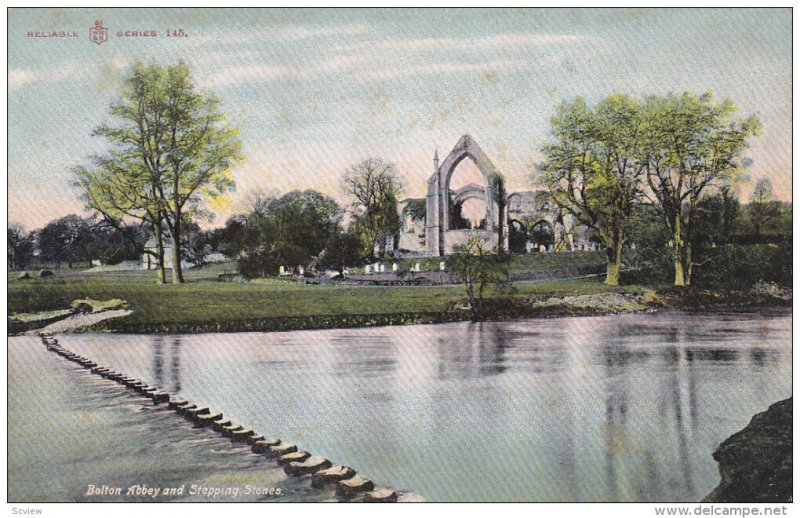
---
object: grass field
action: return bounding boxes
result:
[8,260,642,331]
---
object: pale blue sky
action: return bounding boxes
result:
[8,8,792,229]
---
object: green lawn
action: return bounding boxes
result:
[8,261,640,329]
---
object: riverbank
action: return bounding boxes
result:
[704,398,792,503]
[7,265,790,335]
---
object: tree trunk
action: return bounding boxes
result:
[684,240,693,286]
[171,212,184,284]
[673,214,686,287]
[155,224,166,284]
[604,226,624,286]
[605,245,620,286]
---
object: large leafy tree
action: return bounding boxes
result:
[642,92,760,286]
[157,63,242,283]
[268,190,344,268]
[342,158,403,259]
[74,61,242,284]
[538,94,647,285]
[36,215,94,268]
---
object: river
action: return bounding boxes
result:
[8,309,791,502]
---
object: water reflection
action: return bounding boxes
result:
[152,337,183,393]
[52,310,791,502]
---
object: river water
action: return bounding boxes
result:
[8,309,791,502]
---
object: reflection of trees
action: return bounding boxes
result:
[152,336,182,393]
[153,337,164,387]
[435,322,510,379]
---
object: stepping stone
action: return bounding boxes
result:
[168,398,189,410]
[277,451,310,465]
[140,387,158,397]
[336,477,374,500]
[231,429,255,442]
[176,404,197,416]
[311,465,356,488]
[268,443,296,457]
[221,424,243,437]
[184,407,210,419]
[151,391,170,404]
[252,438,281,454]
[245,434,265,445]
[194,413,223,426]
[212,420,232,432]
[364,488,398,503]
[284,456,331,476]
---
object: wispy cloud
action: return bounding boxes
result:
[8,58,131,90]
[333,32,600,55]
[197,31,603,88]
[8,68,40,90]
[190,23,369,48]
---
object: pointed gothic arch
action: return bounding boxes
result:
[425,135,504,255]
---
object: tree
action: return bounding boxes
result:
[268,190,343,267]
[74,61,242,284]
[157,63,242,283]
[343,158,403,258]
[37,215,94,267]
[642,92,760,286]
[318,230,365,275]
[8,223,34,270]
[448,236,509,320]
[748,177,780,239]
[539,94,646,285]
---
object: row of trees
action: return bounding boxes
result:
[73,61,242,284]
[538,92,762,286]
[7,216,142,270]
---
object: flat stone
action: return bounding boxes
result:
[245,434,265,445]
[364,488,398,503]
[168,399,189,410]
[221,424,243,437]
[268,443,297,456]
[336,477,374,500]
[311,465,356,488]
[284,456,332,476]
[184,407,210,419]
[278,451,310,465]
[176,404,197,416]
[194,413,223,426]
[151,392,170,403]
[212,420,232,432]
[252,438,281,454]
[231,429,255,442]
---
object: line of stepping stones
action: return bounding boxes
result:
[40,334,398,503]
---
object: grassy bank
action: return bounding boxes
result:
[8,262,641,333]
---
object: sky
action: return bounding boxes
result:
[8,8,792,230]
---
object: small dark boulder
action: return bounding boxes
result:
[38,270,54,278]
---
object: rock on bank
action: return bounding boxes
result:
[705,398,792,503]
